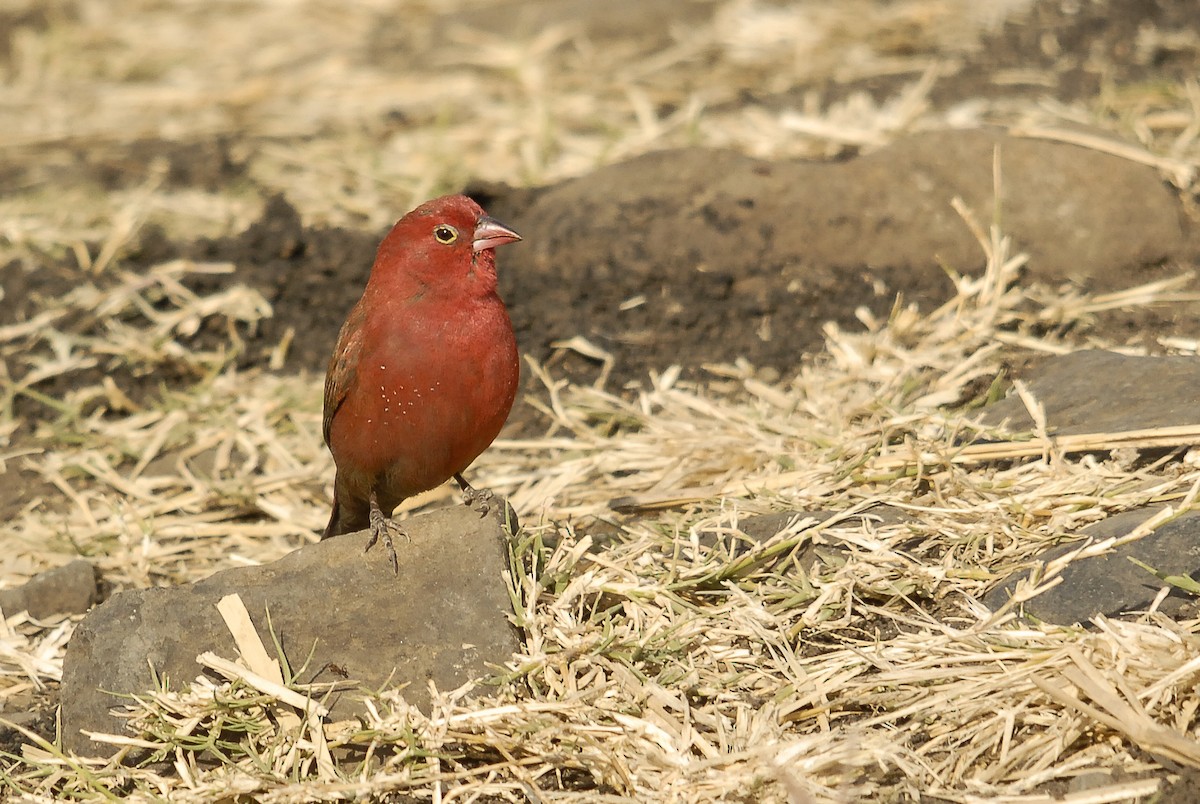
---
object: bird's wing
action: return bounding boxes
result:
[322,301,368,446]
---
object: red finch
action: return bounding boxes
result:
[321,194,521,571]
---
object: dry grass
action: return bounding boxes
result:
[4,0,1197,248]
[4,0,1200,801]
[4,206,1200,801]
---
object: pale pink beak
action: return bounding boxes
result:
[473,217,522,252]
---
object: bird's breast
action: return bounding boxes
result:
[327,294,519,497]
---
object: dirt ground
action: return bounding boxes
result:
[3,0,1199,431]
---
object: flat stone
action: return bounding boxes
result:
[733,506,911,543]
[60,503,521,759]
[982,350,1200,434]
[489,129,1185,286]
[708,506,911,560]
[0,559,98,619]
[984,507,1200,624]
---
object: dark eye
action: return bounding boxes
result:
[433,224,458,244]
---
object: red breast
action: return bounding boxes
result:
[323,195,521,502]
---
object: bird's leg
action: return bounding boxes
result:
[363,490,400,575]
[454,472,494,517]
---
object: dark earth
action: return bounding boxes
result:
[4,0,1200,797]
[2,2,1199,442]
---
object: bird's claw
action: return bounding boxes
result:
[454,473,493,517]
[365,502,402,575]
[466,487,494,517]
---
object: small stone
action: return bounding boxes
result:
[982,351,1200,435]
[0,559,98,619]
[984,508,1200,625]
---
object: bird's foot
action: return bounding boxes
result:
[364,494,402,575]
[454,473,494,517]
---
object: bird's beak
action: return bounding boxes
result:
[473,217,522,253]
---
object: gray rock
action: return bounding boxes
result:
[982,350,1200,434]
[711,507,912,562]
[488,127,1185,299]
[980,351,1200,625]
[0,559,98,619]
[61,503,522,759]
[984,508,1200,624]
[734,506,911,544]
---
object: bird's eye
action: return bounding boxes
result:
[433,224,459,244]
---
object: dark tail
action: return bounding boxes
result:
[322,491,370,539]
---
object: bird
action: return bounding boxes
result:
[320,194,522,572]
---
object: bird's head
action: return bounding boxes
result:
[370,194,521,298]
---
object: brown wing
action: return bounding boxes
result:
[322,300,368,447]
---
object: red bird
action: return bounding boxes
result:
[321,194,521,571]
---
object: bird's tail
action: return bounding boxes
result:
[322,491,370,539]
[321,495,341,540]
